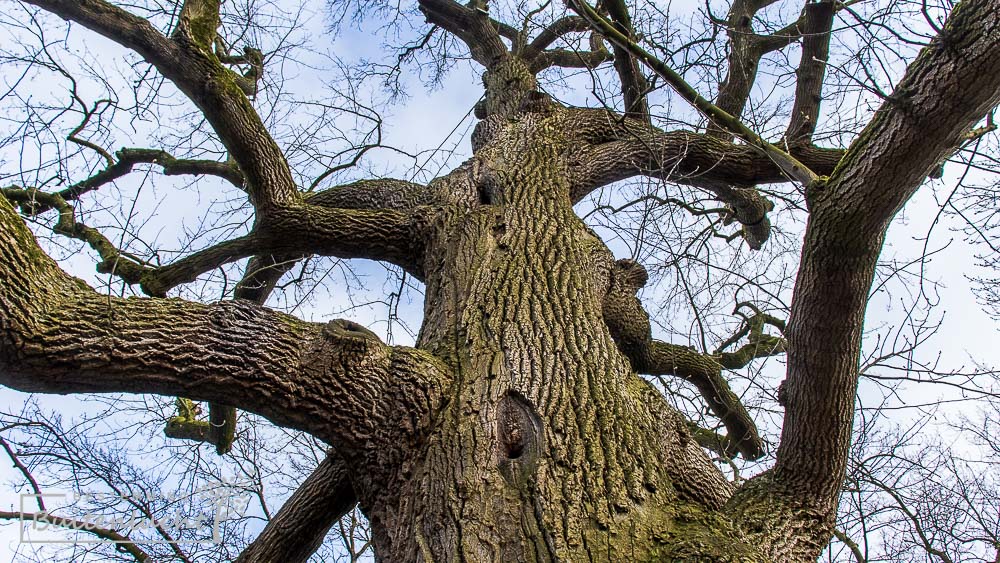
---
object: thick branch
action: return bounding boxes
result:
[524,16,591,54]
[731,1,1000,557]
[600,259,768,459]
[306,178,437,210]
[528,48,612,72]
[204,250,313,454]
[197,253,307,454]
[643,341,765,460]
[0,195,453,461]
[23,0,180,66]
[832,528,866,563]
[602,0,651,121]
[562,108,843,247]
[236,453,356,563]
[416,0,508,66]
[565,109,843,195]
[3,179,432,297]
[785,1,836,144]
[571,0,820,185]
[707,0,781,139]
[25,0,300,211]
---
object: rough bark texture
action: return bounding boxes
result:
[3,0,1000,561]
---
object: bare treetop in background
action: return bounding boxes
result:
[0,0,998,561]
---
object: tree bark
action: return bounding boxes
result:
[3,1,1000,562]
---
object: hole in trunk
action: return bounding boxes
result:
[478,185,493,205]
[497,390,541,461]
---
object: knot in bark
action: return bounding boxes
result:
[321,319,381,347]
[613,258,648,292]
[720,187,774,250]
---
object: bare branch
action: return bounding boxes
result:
[569,0,821,185]
[785,1,837,145]
[0,510,151,561]
[416,0,508,67]
[236,453,356,563]
[24,0,300,211]
[601,259,768,459]
[0,195,453,461]
[14,149,243,214]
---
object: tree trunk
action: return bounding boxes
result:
[348,98,764,561]
[3,2,999,562]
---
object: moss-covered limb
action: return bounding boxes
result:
[235,452,356,563]
[206,404,236,454]
[173,0,221,50]
[684,422,742,460]
[568,0,820,186]
[416,0,508,67]
[23,0,300,211]
[832,527,866,563]
[645,341,765,460]
[214,40,265,96]
[164,398,213,442]
[715,303,787,369]
[0,187,149,284]
[0,195,454,461]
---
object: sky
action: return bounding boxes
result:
[0,0,997,560]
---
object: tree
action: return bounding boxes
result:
[0,0,998,560]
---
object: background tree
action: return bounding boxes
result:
[0,0,998,561]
